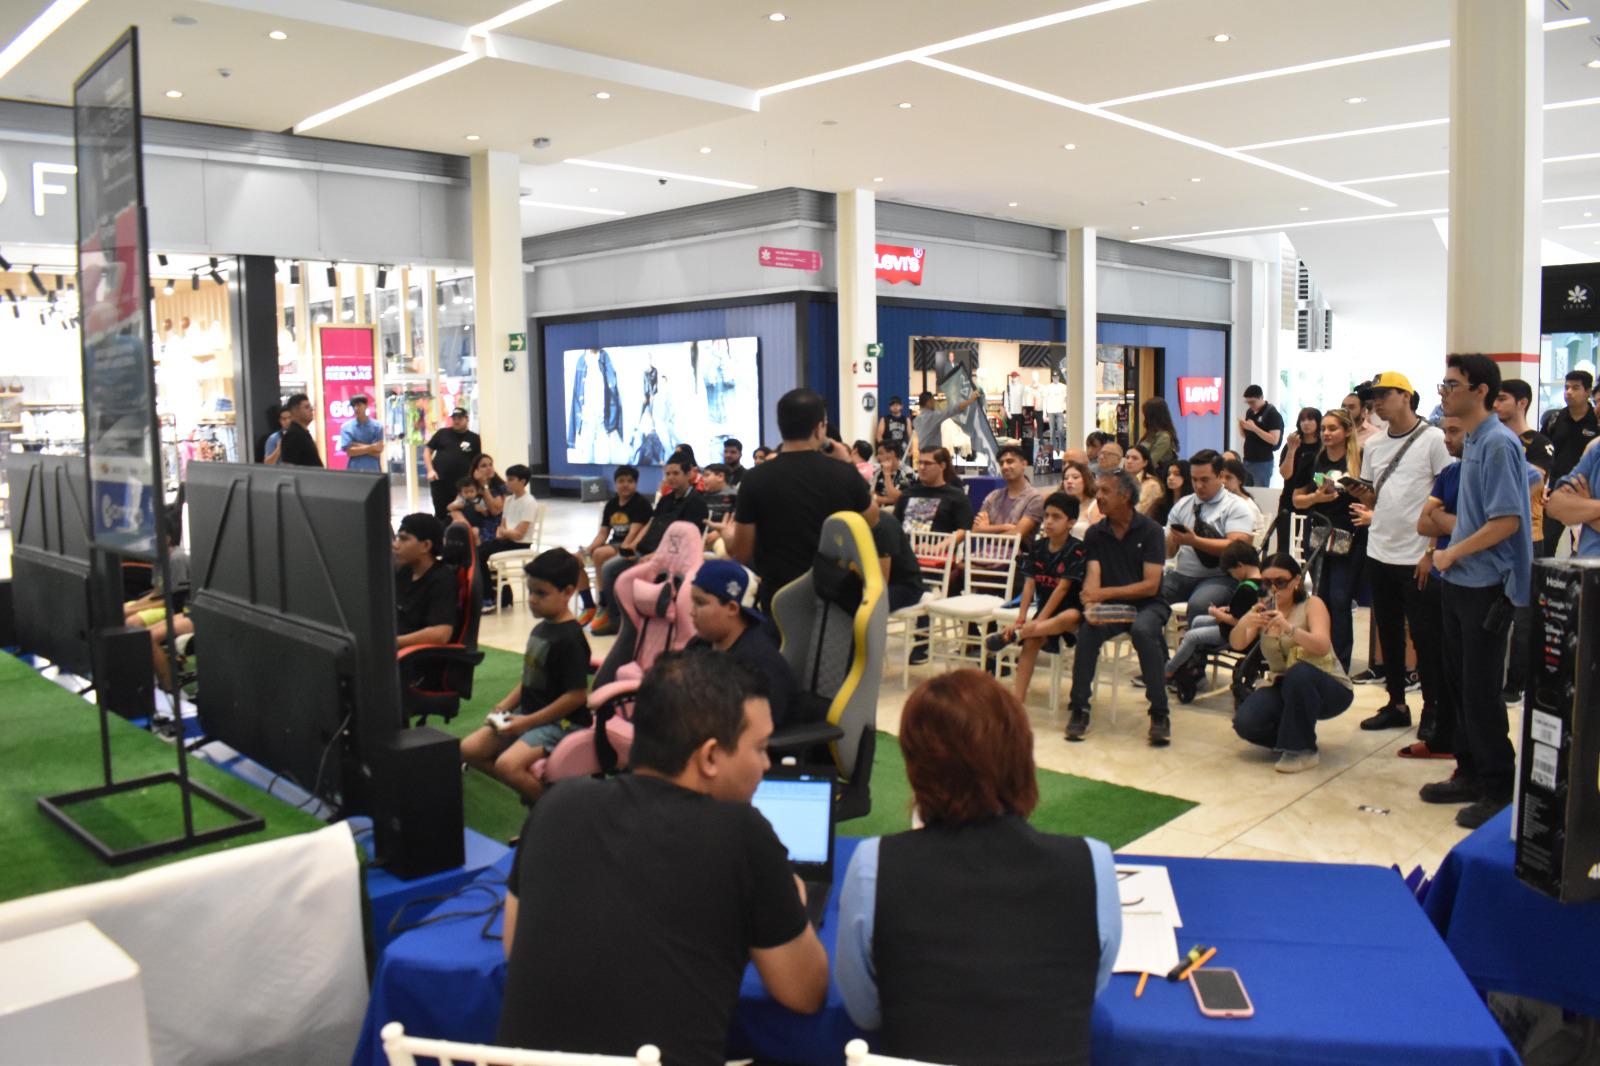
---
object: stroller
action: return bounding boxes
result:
[533,521,704,782]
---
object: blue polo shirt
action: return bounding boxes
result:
[1556,442,1600,558]
[1443,415,1532,606]
[338,416,384,473]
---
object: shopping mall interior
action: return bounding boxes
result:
[0,2,1597,1065]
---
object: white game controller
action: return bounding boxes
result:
[488,711,516,732]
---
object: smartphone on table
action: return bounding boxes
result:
[1190,968,1254,1018]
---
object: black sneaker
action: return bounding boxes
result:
[1148,714,1172,746]
[1500,687,1523,706]
[908,647,929,666]
[1360,704,1412,731]
[1404,671,1420,692]
[1456,797,1508,830]
[985,631,1016,653]
[1419,774,1478,805]
[1350,667,1386,685]
[1065,710,1091,742]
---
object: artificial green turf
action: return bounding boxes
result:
[450,648,1194,848]
[0,652,329,903]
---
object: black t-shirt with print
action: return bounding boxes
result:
[426,427,482,485]
[1023,535,1088,614]
[518,618,591,725]
[600,494,654,544]
[499,775,807,1065]
[894,482,974,534]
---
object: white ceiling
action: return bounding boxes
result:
[1,0,1597,259]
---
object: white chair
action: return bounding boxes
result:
[887,530,957,687]
[1093,631,1133,726]
[990,620,1070,710]
[487,548,542,612]
[844,1038,954,1066]
[926,532,1020,671]
[1288,512,1307,564]
[381,1022,660,1066]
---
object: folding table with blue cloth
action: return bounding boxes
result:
[354,837,1516,1066]
[1424,806,1600,1019]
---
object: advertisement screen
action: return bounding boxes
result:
[563,338,760,466]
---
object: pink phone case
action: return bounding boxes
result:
[1189,969,1255,1018]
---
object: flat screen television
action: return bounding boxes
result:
[562,337,760,466]
[185,463,400,810]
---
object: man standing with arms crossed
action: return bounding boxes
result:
[338,394,384,473]
[1539,370,1598,555]
[1422,356,1532,830]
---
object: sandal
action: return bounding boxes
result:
[1398,741,1453,759]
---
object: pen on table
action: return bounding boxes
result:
[1177,946,1217,981]
[1134,972,1149,998]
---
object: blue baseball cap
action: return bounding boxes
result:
[691,559,764,625]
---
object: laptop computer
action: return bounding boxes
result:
[750,769,836,929]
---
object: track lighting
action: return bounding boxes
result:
[327,264,337,286]
[289,263,301,285]
[375,266,388,288]
[27,268,45,295]
[0,252,11,271]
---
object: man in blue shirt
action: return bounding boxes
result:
[338,394,384,473]
[1423,355,1532,829]
[1545,438,1600,558]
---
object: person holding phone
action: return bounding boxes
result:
[1422,356,1532,830]
[1290,409,1364,671]
[1229,553,1352,773]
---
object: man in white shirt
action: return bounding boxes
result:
[1346,372,1452,739]
[1161,449,1256,619]
[478,463,542,605]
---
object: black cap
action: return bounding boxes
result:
[451,406,468,418]
[397,513,444,555]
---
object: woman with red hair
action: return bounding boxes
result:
[836,670,1120,1066]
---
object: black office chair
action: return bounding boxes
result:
[398,524,486,724]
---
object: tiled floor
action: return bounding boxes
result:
[481,499,1518,878]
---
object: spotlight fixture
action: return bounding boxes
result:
[897,101,912,109]
[375,266,388,288]
[54,273,63,289]
[327,264,337,286]
[873,176,884,183]
[47,289,56,304]
[289,263,301,285]
[157,253,168,266]
[163,282,174,295]
[699,146,712,154]
[0,252,11,271]
[10,306,16,319]
[27,268,45,295]
[1130,225,1141,231]
[165,89,183,99]
[593,91,611,100]
[768,12,787,21]
[1344,96,1367,104]
[268,29,288,40]
[209,256,219,272]
[1587,59,1600,69]
[210,266,224,285]
[1299,206,1310,212]
[1211,33,1232,43]
[1007,201,1019,207]
[1190,177,1203,183]
[4,288,15,301]
[465,134,480,141]
[1063,143,1076,150]
[191,273,199,291]
[38,312,46,325]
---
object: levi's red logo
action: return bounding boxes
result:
[875,244,924,285]
[1177,377,1224,416]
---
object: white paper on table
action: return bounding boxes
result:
[1113,911,1181,975]
[1116,863,1183,928]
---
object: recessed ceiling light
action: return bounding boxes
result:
[1190,176,1202,182]
[171,14,198,26]
[1130,225,1141,231]
[873,176,884,182]
[768,12,787,21]
[268,29,288,40]
[699,146,712,154]
[1063,143,1076,150]
[1007,201,1019,207]
[165,89,183,99]
[588,187,599,192]
[1211,33,1231,43]
[594,91,611,100]
[1586,211,1595,218]
[1299,206,1310,211]
[464,133,480,141]
[897,101,912,109]
[1344,96,1367,104]
[1587,59,1600,69]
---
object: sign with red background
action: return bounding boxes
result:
[1177,376,1224,417]
[317,324,377,471]
[758,245,822,272]
[875,243,924,285]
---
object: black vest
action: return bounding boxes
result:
[874,817,1100,1066]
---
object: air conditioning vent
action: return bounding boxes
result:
[1297,260,1311,301]
[1323,309,1333,350]
[1297,309,1312,351]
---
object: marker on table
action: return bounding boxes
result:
[1177,946,1217,982]
[1135,972,1149,998]
[1166,944,1208,982]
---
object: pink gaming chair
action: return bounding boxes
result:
[536,520,704,782]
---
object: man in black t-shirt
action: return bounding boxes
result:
[893,452,974,534]
[1540,370,1598,554]
[722,439,747,489]
[497,651,828,1064]
[593,457,708,634]
[1238,384,1283,489]
[872,510,926,613]
[1066,471,1172,745]
[277,392,323,468]
[726,388,873,612]
[425,407,483,519]
[392,514,458,648]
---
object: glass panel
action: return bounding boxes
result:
[1540,332,1600,419]
[434,273,476,417]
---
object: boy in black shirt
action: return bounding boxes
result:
[461,550,589,802]
[593,457,708,634]
[393,513,459,648]
[872,510,926,613]
[873,440,913,508]
[700,464,738,541]
[998,492,1087,703]
[686,560,804,727]
[584,465,652,575]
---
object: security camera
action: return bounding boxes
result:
[531,137,551,149]
[217,67,232,78]
[657,178,668,186]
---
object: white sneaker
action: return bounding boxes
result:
[1275,750,1320,774]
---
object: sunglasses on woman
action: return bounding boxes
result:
[1263,576,1296,590]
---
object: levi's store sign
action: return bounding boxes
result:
[1178,377,1224,416]
[875,243,924,285]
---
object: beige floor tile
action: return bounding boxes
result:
[1205,841,1315,863]
[1118,825,1227,858]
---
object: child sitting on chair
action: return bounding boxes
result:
[462,550,590,803]
[1164,540,1262,687]
[686,560,804,728]
[1000,491,1088,704]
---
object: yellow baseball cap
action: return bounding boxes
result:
[1370,371,1415,395]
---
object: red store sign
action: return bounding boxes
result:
[758,245,822,272]
[1177,376,1224,417]
[316,324,377,470]
[875,243,924,285]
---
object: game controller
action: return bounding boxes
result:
[488,711,515,732]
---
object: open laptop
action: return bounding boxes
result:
[750,769,836,929]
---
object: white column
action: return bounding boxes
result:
[470,150,532,463]
[1066,228,1097,455]
[1445,0,1542,383]
[836,189,878,445]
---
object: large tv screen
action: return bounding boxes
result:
[562,337,760,466]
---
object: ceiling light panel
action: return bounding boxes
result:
[295,49,482,132]
[0,0,91,82]
[520,198,626,216]
[563,158,757,189]
[1132,206,1450,243]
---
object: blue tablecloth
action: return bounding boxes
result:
[355,838,1515,1066]
[1424,807,1600,1018]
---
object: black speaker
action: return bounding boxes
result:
[93,626,154,719]
[369,727,465,880]
[0,580,15,647]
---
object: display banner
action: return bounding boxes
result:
[1542,264,1600,334]
[758,245,822,272]
[316,324,378,471]
[875,243,924,285]
[1177,376,1224,417]
[75,28,159,559]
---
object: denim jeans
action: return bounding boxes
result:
[598,553,632,610]
[1314,549,1363,672]
[1168,615,1226,673]
[1160,569,1236,620]
[1244,460,1275,489]
[1440,581,1516,801]
[1233,663,1354,753]
[1068,600,1171,716]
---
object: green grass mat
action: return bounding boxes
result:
[0,653,327,903]
[450,648,1193,848]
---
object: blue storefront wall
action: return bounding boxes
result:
[1097,320,1229,456]
[541,301,799,494]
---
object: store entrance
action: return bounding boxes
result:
[1540,331,1598,417]
[909,337,1068,474]
[1094,344,1163,448]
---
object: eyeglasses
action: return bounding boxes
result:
[1436,380,1464,395]
[1263,576,1295,589]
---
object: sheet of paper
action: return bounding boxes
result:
[1116,863,1183,928]
[1113,911,1181,975]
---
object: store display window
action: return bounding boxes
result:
[1541,332,1599,416]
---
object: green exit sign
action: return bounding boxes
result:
[508,332,527,352]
